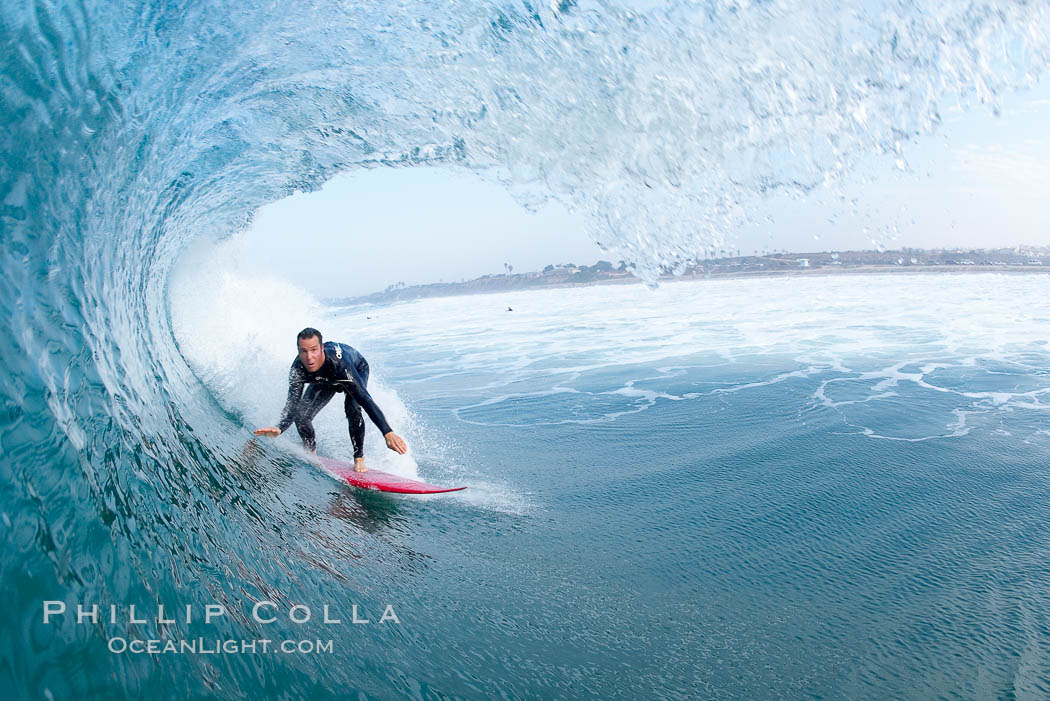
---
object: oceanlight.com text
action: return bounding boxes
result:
[108,637,335,655]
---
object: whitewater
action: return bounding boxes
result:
[4,1,1050,698]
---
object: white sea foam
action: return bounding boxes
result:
[338,273,1050,443]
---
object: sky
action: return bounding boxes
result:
[235,81,1050,299]
[236,168,603,299]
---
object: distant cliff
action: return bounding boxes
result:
[329,261,638,305]
[327,248,1050,306]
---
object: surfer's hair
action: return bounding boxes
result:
[297,327,323,345]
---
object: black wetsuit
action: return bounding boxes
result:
[276,342,393,456]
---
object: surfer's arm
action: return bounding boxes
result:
[345,381,407,453]
[274,366,306,433]
[345,381,393,435]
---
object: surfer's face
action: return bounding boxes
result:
[297,336,324,372]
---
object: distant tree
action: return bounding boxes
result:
[504,262,513,275]
[543,264,555,273]
[595,260,613,272]
[571,268,597,282]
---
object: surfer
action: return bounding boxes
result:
[253,328,408,472]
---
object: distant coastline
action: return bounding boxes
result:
[327,247,1050,306]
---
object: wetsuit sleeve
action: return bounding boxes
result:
[276,365,305,432]
[346,381,393,435]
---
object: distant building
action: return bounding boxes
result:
[796,258,809,267]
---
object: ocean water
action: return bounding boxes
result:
[5,0,1050,698]
[314,274,1050,700]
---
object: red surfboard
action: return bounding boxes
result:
[314,456,467,494]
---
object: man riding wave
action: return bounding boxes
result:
[254,327,408,472]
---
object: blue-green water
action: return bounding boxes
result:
[310,277,1050,700]
[6,0,1050,697]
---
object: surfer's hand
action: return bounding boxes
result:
[253,427,281,437]
[384,432,407,454]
